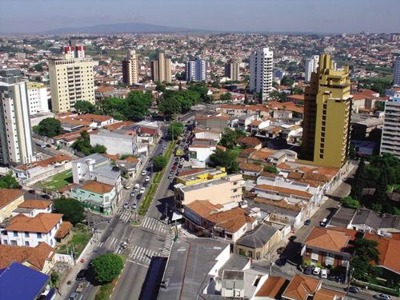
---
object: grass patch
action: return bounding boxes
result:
[36,169,73,191]
[57,224,92,257]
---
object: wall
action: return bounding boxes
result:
[0,195,24,222]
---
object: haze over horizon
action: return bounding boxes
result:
[1,0,399,34]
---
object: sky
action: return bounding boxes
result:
[0,0,399,34]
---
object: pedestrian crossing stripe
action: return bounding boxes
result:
[141,217,168,233]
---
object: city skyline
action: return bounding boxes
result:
[0,0,399,34]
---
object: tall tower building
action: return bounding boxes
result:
[249,48,273,102]
[0,69,35,165]
[380,91,400,158]
[224,60,240,81]
[122,50,138,85]
[49,43,97,113]
[26,82,49,115]
[301,54,352,168]
[151,51,172,83]
[185,57,207,82]
[393,56,400,87]
[305,55,319,83]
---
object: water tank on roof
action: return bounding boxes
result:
[85,158,95,172]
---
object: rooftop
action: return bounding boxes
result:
[5,213,63,233]
[236,223,278,249]
[303,227,357,253]
[0,189,24,209]
[282,275,320,300]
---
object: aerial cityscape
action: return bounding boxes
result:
[0,1,399,300]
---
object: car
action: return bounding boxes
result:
[142,181,149,187]
[163,145,167,150]
[275,257,287,267]
[130,191,136,197]
[139,187,146,194]
[320,218,328,227]
[132,202,137,210]
[168,174,174,179]
[344,286,360,294]
[28,189,36,194]
[123,202,130,209]
[288,235,297,242]
[276,247,285,255]
[304,266,314,275]
[320,269,328,279]
[172,165,177,170]
[69,292,80,300]
[41,194,51,199]
[145,176,150,182]
[312,267,321,275]
[304,219,311,225]
[76,269,86,281]
[141,170,147,176]
[374,294,391,300]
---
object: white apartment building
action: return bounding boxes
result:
[26,82,49,115]
[249,48,273,101]
[394,56,400,87]
[0,70,35,165]
[49,44,98,112]
[122,50,138,85]
[186,58,207,82]
[304,55,319,83]
[380,93,400,158]
[224,61,240,81]
[0,213,63,247]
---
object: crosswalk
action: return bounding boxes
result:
[141,217,168,234]
[119,210,134,223]
[128,245,159,265]
[160,233,174,257]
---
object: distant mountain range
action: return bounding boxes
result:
[39,22,214,34]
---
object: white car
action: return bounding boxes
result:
[320,269,328,279]
[145,176,150,182]
[141,170,147,176]
[139,187,146,194]
[312,267,321,275]
[123,202,130,209]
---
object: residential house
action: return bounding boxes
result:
[12,200,53,218]
[192,128,221,141]
[174,174,244,211]
[248,119,271,135]
[195,113,232,131]
[0,189,25,223]
[235,223,281,260]
[216,104,269,118]
[237,137,263,149]
[0,242,55,274]
[253,276,289,300]
[301,227,357,270]
[232,114,259,131]
[239,162,263,177]
[70,180,116,214]
[0,213,65,248]
[348,208,381,233]
[188,138,218,167]
[90,131,137,156]
[0,262,54,300]
[281,275,321,300]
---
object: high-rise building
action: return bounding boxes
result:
[49,43,97,113]
[0,69,35,165]
[249,48,273,101]
[151,51,172,83]
[393,56,400,87]
[304,55,319,83]
[224,60,240,81]
[185,58,207,82]
[380,91,400,158]
[122,50,138,85]
[301,54,352,168]
[26,82,49,115]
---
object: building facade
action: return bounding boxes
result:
[380,92,400,158]
[122,50,138,85]
[151,51,171,83]
[304,55,319,83]
[301,54,352,168]
[224,60,240,81]
[26,82,49,115]
[0,70,35,165]
[49,44,97,112]
[249,48,273,102]
[185,58,207,82]
[393,56,400,87]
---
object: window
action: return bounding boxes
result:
[37,233,42,239]
[13,231,18,237]
[25,241,30,247]
[24,232,29,238]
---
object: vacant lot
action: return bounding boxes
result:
[36,169,73,191]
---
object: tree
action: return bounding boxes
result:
[220,93,232,101]
[280,75,294,87]
[0,173,19,189]
[341,196,360,209]
[209,148,238,174]
[351,237,380,280]
[263,165,279,174]
[153,156,167,171]
[372,170,391,213]
[72,131,107,156]
[91,253,123,284]
[158,97,181,117]
[168,122,184,140]
[53,198,85,225]
[34,118,63,138]
[351,157,365,200]
[125,91,152,120]
[219,128,246,149]
[74,100,95,114]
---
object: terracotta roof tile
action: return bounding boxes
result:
[282,275,320,300]
[6,213,63,233]
[314,287,345,300]
[239,163,263,172]
[365,234,400,273]
[303,227,357,253]
[0,189,24,209]
[256,276,289,297]
[18,200,52,210]
[237,137,262,147]
[55,221,73,239]
[185,200,222,218]
[207,207,254,233]
[255,184,312,199]
[81,181,114,194]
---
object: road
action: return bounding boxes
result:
[65,124,178,300]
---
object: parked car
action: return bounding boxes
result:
[76,269,86,281]
[320,218,328,227]
[344,286,360,294]
[304,266,314,275]
[145,176,150,182]
[28,189,36,194]
[320,269,328,279]
[312,267,321,275]
[123,202,130,209]
[132,201,137,210]
[141,170,147,176]
[275,257,287,267]
[41,194,51,199]
[130,191,136,197]
[304,219,311,225]
[374,294,391,300]
[139,187,146,194]
[163,145,167,150]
